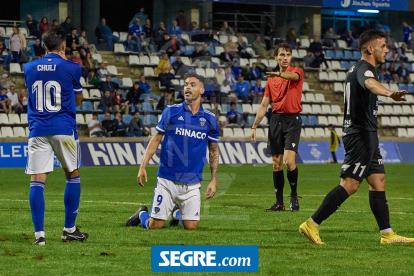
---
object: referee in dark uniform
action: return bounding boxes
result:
[299,30,414,245]
[250,42,304,212]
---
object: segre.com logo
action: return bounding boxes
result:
[151,245,258,272]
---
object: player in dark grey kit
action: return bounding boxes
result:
[300,30,414,244]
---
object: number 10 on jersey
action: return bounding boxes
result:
[32,80,62,112]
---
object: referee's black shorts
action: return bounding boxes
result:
[340,131,385,182]
[266,113,302,155]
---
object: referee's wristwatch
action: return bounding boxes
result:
[251,127,256,130]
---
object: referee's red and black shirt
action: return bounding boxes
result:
[264,66,304,114]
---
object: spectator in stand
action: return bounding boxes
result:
[7,86,23,114]
[156,53,172,75]
[403,21,413,48]
[176,10,187,32]
[123,35,140,52]
[200,21,214,42]
[71,52,89,78]
[189,21,201,41]
[129,8,148,26]
[309,35,323,53]
[66,28,80,47]
[61,17,74,36]
[25,38,35,62]
[159,66,175,93]
[97,62,110,81]
[220,21,235,36]
[397,62,412,84]
[251,78,264,104]
[52,19,58,27]
[70,42,80,55]
[264,20,274,50]
[385,30,396,51]
[39,17,51,34]
[218,115,228,136]
[97,18,120,50]
[166,34,182,57]
[26,14,42,40]
[220,79,231,98]
[215,67,226,85]
[140,33,151,55]
[253,36,274,59]
[227,102,241,125]
[80,42,91,60]
[114,112,128,137]
[303,50,314,67]
[9,27,25,65]
[231,61,240,77]
[309,51,329,70]
[256,57,267,75]
[201,44,213,65]
[0,88,11,113]
[129,18,144,41]
[225,36,238,54]
[88,114,108,137]
[155,22,167,43]
[378,63,391,83]
[102,112,118,136]
[397,43,409,62]
[79,30,98,54]
[388,62,399,83]
[241,64,251,80]
[378,22,390,34]
[250,63,261,80]
[386,47,399,61]
[101,75,119,94]
[169,20,183,38]
[157,33,170,55]
[345,30,358,49]
[18,89,28,112]
[191,45,210,68]
[323,27,340,48]
[211,78,221,104]
[225,67,237,85]
[286,28,297,50]
[156,92,174,110]
[232,76,250,103]
[128,112,149,137]
[127,82,142,112]
[172,56,188,78]
[0,41,11,71]
[98,91,114,114]
[144,19,154,40]
[299,17,311,39]
[237,36,251,58]
[202,79,216,102]
[139,75,160,102]
[1,74,15,91]
[87,70,101,87]
[219,47,235,66]
[112,88,129,115]
[33,38,45,58]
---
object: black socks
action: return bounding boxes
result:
[311,185,349,225]
[287,167,298,197]
[273,170,284,204]
[369,191,391,231]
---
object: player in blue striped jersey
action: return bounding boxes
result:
[126,72,220,230]
[24,26,88,245]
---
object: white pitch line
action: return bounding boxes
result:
[0,198,147,205]
[222,194,414,201]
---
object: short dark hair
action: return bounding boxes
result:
[179,9,184,13]
[230,102,236,106]
[42,26,66,52]
[359,29,386,52]
[274,42,292,56]
[184,72,204,85]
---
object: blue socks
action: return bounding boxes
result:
[175,210,184,226]
[29,181,46,233]
[140,211,150,229]
[64,176,81,228]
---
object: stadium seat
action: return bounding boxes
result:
[321,105,332,114]
[233,128,243,137]
[327,116,338,125]
[93,53,103,63]
[76,114,85,124]
[111,78,122,86]
[305,93,315,102]
[0,114,9,124]
[82,101,93,111]
[259,117,268,126]
[142,102,153,112]
[331,61,341,70]
[20,114,27,124]
[123,115,132,124]
[331,105,342,114]
[5,27,13,36]
[150,56,160,66]
[262,59,269,67]
[207,47,215,55]
[251,104,260,113]
[219,36,228,44]
[337,40,347,49]
[223,128,234,137]
[383,106,393,114]
[144,67,155,77]
[247,116,255,126]
[205,68,215,78]
[221,104,230,113]
[25,127,30,137]
[334,51,344,59]
[129,55,140,66]
[107,65,122,76]
[236,104,243,113]
[393,105,403,115]
[185,46,195,56]
[353,51,362,60]
[315,93,326,103]
[325,50,334,59]
[114,43,125,54]
[138,55,149,65]
[83,89,90,99]
[402,105,412,114]
[8,114,20,124]
[119,32,128,42]
[242,104,252,113]
[391,117,401,126]
[195,68,206,77]
[291,50,299,59]
[85,114,92,123]
[398,128,408,137]
[319,72,329,81]
[268,59,277,68]
[301,39,310,48]
[344,50,353,59]
[302,104,312,114]
[256,128,266,138]
[243,128,252,137]
[318,116,328,125]
[301,116,308,125]
[249,58,258,67]
[408,128,414,137]
[312,104,322,114]
[10,63,22,74]
[122,78,133,87]
[337,72,346,81]
[302,82,314,92]
[239,58,248,67]
[13,126,26,137]
[98,114,105,122]
[246,47,257,58]
[1,127,13,137]
[381,116,391,126]
[181,57,192,66]
[334,82,343,93]
[400,117,410,126]
[305,128,315,138]
[314,128,326,137]
[340,61,350,70]
[215,46,224,55]
[89,89,101,98]
[0,27,5,37]
[308,116,318,125]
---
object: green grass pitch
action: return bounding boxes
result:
[1,164,414,276]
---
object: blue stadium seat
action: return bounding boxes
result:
[207,47,215,55]
[150,115,157,125]
[247,116,255,126]
[98,114,105,122]
[353,51,361,60]
[123,115,132,124]
[112,78,121,86]
[340,61,350,69]
[236,104,243,113]
[308,115,318,125]
[399,84,408,91]
[406,63,412,72]
[142,102,153,112]
[408,84,414,93]
[250,80,256,87]
[394,63,401,71]
[349,61,356,67]
[325,50,334,59]
[170,56,177,64]
[334,51,344,59]
[185,46,195,56]
[244,81,251,89]
[221,104,230,113]
[301,116,308,125]
[76,105,81,111]
[344,50,353,59]
[180,46,186,53]
[82,101,93,111]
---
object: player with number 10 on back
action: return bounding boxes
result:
[24,26,88,245]
[300,30,414,244]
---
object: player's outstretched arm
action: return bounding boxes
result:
[205,141,219,199]
[250,96,270,142]
[137,132,164,186]
[365,78,407,101]
[265,71,300,81]
[75,93,83,106]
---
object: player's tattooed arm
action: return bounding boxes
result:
[208,141,219,182]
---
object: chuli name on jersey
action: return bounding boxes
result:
[37,65,56,71]
[175,128,207,139]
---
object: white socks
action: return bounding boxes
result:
[173,209,179,220]
[35,231,45,239]
[310,218,319,227]
[380,228,392,233]
[63,226,76,233]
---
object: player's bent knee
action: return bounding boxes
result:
[64,168,79,179]
[183,221,198,230]
[284,160,296,171]
[148,218,165,229]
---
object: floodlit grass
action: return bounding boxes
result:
[1,164,414,275]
